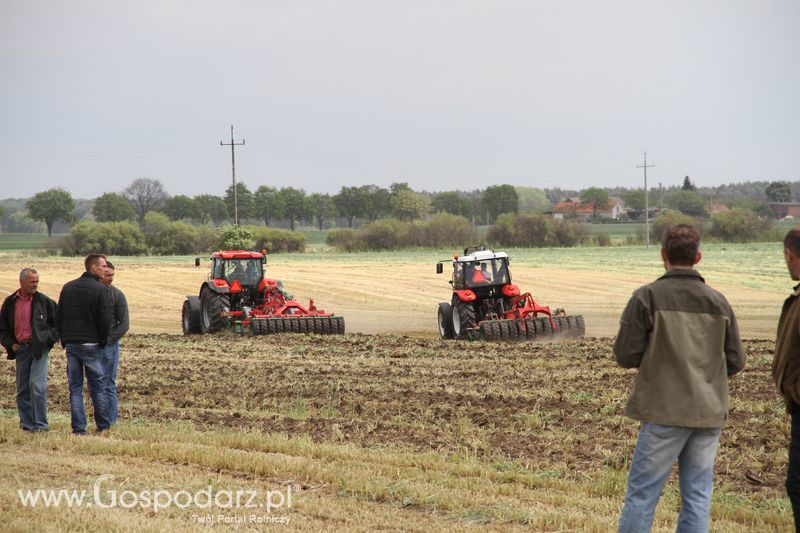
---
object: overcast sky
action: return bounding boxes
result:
[1,1,798,199]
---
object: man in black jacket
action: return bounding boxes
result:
[57,254,113,435]
[0,268,59,432]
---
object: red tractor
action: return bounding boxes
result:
[182,250,344,336]
[436,246,585,341]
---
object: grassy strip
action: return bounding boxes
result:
[0,415,790,531]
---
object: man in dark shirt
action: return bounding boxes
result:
[57,254,113,435]
[0,268,58,432]
[101,260,129,425]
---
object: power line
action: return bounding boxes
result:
[636,152,655,247]
[220,126,245,226]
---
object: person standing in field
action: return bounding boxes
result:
[0,268,59,432]
[57,254,113,435]
[101,260,129,425]
[613,224,745,532]
[772,227,800,531]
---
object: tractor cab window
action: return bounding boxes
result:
[463,258,510,288]
[224,259,263,285]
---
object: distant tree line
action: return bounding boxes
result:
[1,175,798,253]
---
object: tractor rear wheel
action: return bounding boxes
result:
[451,297,476,339]
[182,296,201,335]
[438,303,455,339]
[200,291,230,333]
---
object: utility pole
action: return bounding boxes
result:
[637,152,655,247]
[220,125,245,226]
[659,182,663,212]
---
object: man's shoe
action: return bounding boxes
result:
[71,431,88,436]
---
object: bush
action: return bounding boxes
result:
[326,228,361,252]
[248,226,306,253]
[195,225,219,253]
[487,213,586,247]
[216,225,255,250]
[61,221,147,256]
[709,208,772,243]
[360,218,412,250]
[150,221,199,255]
[421,213,477,247]
[651,211,695,242]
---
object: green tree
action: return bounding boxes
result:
[277,187,311,231]
[333,186,366,228]
[192,194,228,225]
[217,225,255,250]
[163,195,198,221]
[515,187,552,213]
[27,188,76,236]
[682,176,696,191]
[482,184,518,224]
[307,193,336,230]
[766,181,792,203]
[92,192,136,222]
[389,182,412,195]
[254,185,284,226]
[124,178,168,223]
[667,190,707,217]
[431,191,472,218]
[621,190,646,213]
[390,190,430,221]
[224,182,255,222]
[360,185,391,221]
[580,187,610,220]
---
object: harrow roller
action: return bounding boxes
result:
[249,316,345,336]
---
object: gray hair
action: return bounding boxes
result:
[19,268,38,282]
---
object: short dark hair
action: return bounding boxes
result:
[661,224,700,266]
[106,260,115,270]
[84,254,107,272]
[784,228,800,255]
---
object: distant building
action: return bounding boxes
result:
[769,203,800,219]
[553,197,624,220]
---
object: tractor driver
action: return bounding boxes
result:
[228,261,248,284]
[469,262,490,285]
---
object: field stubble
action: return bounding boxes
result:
[0,333,791,530]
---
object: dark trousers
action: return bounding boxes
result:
[788,404,800,532]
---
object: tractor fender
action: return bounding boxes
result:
[259,278,283,291]
[201,279,230,296]
[501,284,521,297]
[453,289,477,302]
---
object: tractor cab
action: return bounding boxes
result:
[455,253,510,290]
[209,250,265,287]
[438,246,511,291]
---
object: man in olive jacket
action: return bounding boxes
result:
[773,227,800,529]
[614,224,745,532]
[0,268,59,432]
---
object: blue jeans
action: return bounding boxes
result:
[66,343,110,433]
[103,342,120,425]
[618,422,722,533]
[15,345,49,431]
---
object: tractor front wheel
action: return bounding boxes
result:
[182,296,202,335]
[201,291,230,333]
[451,297,476,339]
[438,302,455,339]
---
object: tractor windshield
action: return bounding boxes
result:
[223,258,263,285]
[461,258,510,289]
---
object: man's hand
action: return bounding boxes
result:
[11,343,19,353]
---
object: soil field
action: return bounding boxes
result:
[0,242,793,338]
[0,333,792,530]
